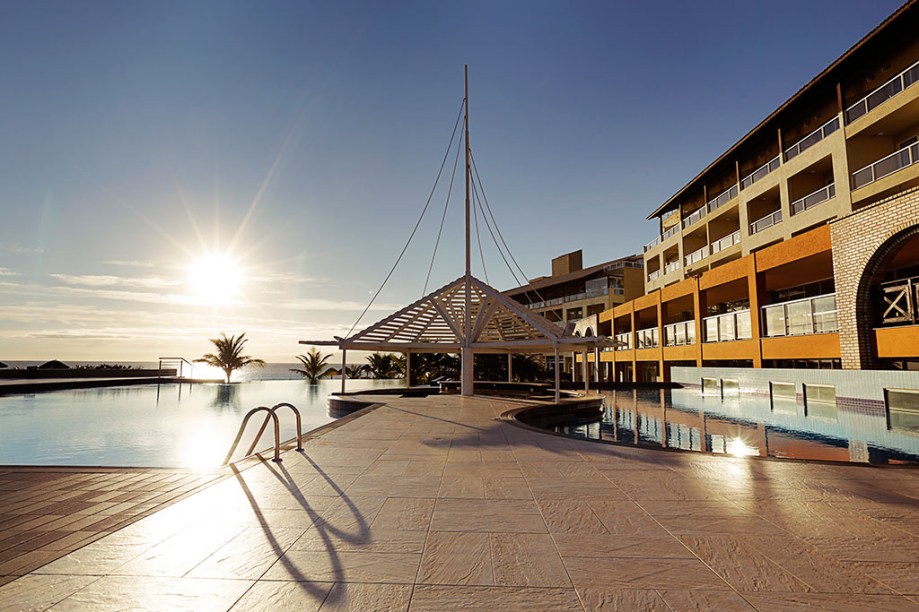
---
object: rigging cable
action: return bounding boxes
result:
[470,151,547,303]
[423,125,465,296]
[345,98,466,338]
[472,183,489,284]
[472,177,518,286]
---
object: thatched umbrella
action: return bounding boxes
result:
[38,360,69,369]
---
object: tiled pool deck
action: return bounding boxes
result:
[1,394,918,610]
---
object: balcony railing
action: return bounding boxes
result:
[636,327,659,349]
[682,206,707,229]
[762,294,838,337]
[664,260,681,275]
[880,276,919,325]
[784,116,840,161]
[709,230,741,255]
[663,320,695,346]
[851,143,919,190]
[741,155,781,189]
[644,224,681,252]
[703,310,752,343]
[615,332,632,351]
[846,59,919,123]
[684,245,708,267]
[749,209,783,234]
[791,183,836,215]
[647,270,661,282]
[707,184,739,214]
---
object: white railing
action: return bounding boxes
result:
[709,230,741,255]
[749,209,783,234]
[784,116,840,161]
[664,260,681,275]
[636,327,659,349]
[663,320,695,346]
[684,245,708,267]
[702,309,752,343]
[707,184,739,213]
[851,143,919,190]
[648,270,661,282]
[644,224,680,252]
[762,293,838,337]
[615,332,632,351]
[846,59,919,123]
[741,155,781,189]
[790,183,836,215]
[682,206,707,229]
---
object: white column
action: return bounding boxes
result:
[507,354,513,382]
[461,347,473,396]
[341,348,347,394]
[406,352,412,388]
[554,345,560,403]
[594,348,601,384]
[582,350,589,394]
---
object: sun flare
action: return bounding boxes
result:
[187,253,244,304]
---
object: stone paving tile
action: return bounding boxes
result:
[409,585,582,611]
[229,580,334,611]
[416,531,493,585]
[1,393,917,610]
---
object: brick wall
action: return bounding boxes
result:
[831,187,919,368]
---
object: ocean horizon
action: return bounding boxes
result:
[0,361,369,381]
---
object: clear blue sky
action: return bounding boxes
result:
[0,0,904,362]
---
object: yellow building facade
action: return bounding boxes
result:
[591,0,919,382]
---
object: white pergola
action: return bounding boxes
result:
[301,274,614,402]
[301,68,616,401]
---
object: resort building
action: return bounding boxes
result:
[503,250,644,327]
[589,0,919,385]
[503,250,643,376]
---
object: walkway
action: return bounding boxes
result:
[1,394,917,610]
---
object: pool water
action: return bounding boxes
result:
[557,388,919,465]
[0,379,398,469]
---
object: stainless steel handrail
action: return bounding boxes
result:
[223,402,305,466]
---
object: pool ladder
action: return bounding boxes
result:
[223,402,304,466]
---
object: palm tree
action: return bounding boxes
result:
[366,352,401,379]
[346,364,368,379]
[291,347,332,383]
[195,332,265,383]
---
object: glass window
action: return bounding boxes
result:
[722,379,739,396]
[763,304,786,337]
[704,318,719,343]
[804,384,836,408]
[736,311,752,339]
[886,389,919,432]
[719,314,735,342]
[812,295,838,333]
[786,300,813,336]
[702,377,719,396]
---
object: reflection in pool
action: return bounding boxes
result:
[555,388,919,465]
[0,379,399,469]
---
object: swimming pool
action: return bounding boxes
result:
[0,379,399,469]
[555,388,919,465]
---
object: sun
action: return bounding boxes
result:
[186,252,244,304]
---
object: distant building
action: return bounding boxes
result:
[503,249,643,375]
[593,0,919,385]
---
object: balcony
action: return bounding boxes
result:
[741,155,781,189]
[762,294,838,337]
[615,332,632,351]
[684,245,708,267]
[784,116,840,161]
[851,142,919,190]
[707,184,739,214]
[647,270,661,282]
[750,209,783,234]
[709,230,741,256]
[880,276,919,326]
[664,260,681,275]
[703,310,752,343]
[664,320,695,346]
[643,224,680,252]
[791,183,836,215]
[636,327,659,349]
[846,59,919,123]
[682,206,707,230]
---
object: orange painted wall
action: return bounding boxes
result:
[761,334,841,360]
[875,326,919,358]
[755,225,832,272]
[701,339,757,361]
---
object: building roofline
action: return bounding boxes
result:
[503,254,641,296]
[647,0,918,221]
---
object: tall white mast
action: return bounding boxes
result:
[461,65,473,396]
